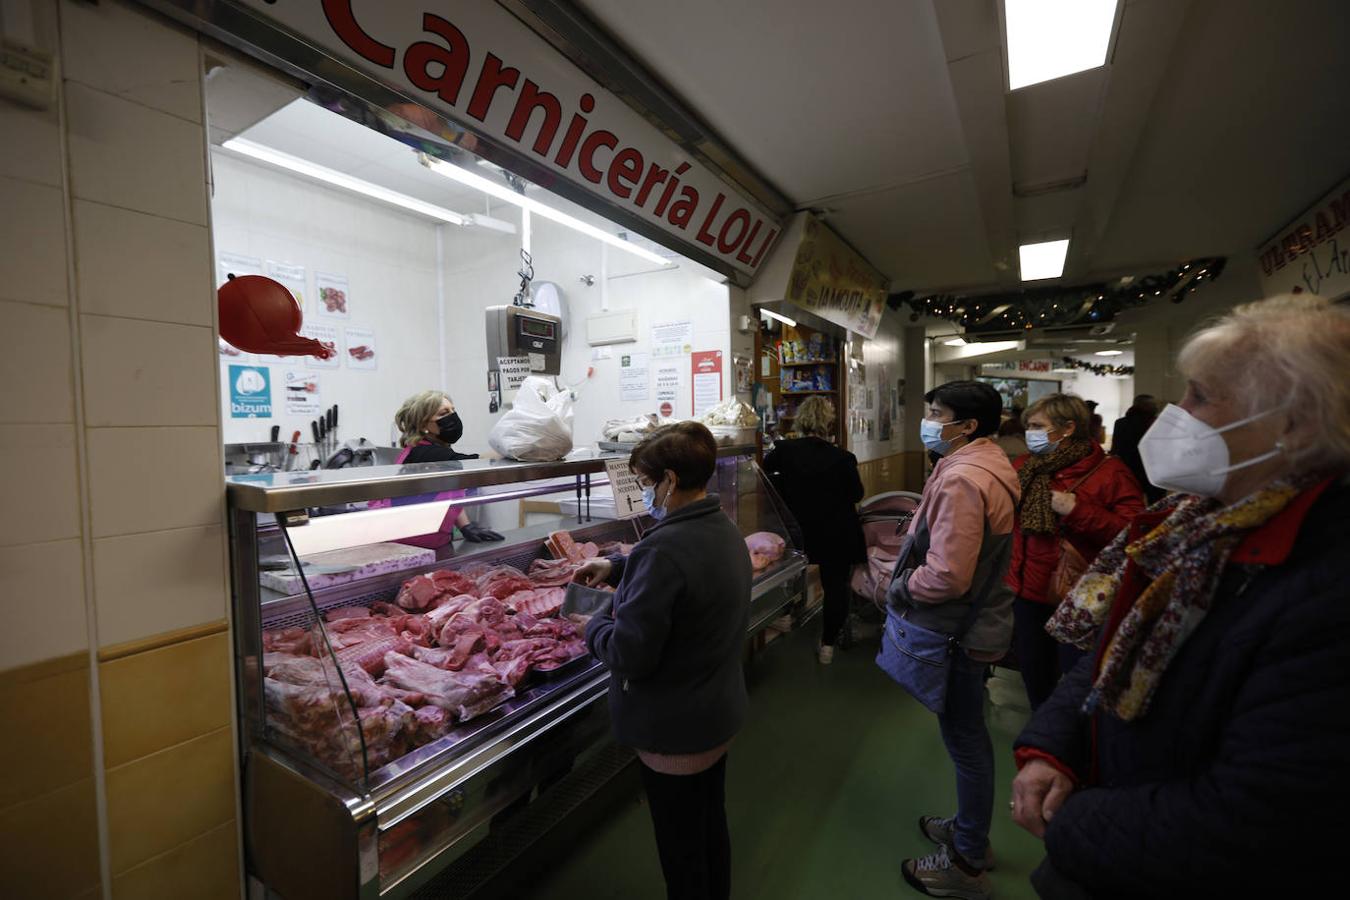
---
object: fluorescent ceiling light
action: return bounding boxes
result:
[1005,0,1119,90]
[422,154,671,267]
[943,337,968,347]
[761,309,797,328]
[222,138,468,225]
[466,213,518,235]
[1052,367,1077,373]
[1095,350,1124,357]
[1019,238,1070,280]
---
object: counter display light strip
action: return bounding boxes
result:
[222,138,470,226]
[421,154,672,267]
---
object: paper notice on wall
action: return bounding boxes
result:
[345,327,376,370]
[655,365,680,418]
[691,350,723,417]
[497,356,532,394]
[605,458,646,520]
[265,260,308,313]
[620,352,650,402]
[299,322,340,368]
[315,271,350,319]
[651,320,693,357]
[283,370,321,416]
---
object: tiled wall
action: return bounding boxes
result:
[0,2,239,897]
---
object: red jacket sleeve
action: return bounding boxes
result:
[1062,460,1146,552]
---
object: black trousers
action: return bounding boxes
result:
[818,559,852,648]
[1013,597,1086,710]
[639,754,731,900]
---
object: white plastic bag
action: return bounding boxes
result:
[489,376,575,461]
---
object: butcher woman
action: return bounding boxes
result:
[575,421,752,900]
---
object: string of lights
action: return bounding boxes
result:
[893,257,1226,332]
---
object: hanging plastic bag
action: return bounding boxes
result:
[489,376,575,461]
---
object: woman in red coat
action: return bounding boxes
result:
[1006,394,1146,709]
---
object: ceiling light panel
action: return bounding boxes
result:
[1005,0,1119,90]
[1019,238,1070,280]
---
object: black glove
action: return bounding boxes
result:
[460,521,504,542]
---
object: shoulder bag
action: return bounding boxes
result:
[1046,458,1108,605]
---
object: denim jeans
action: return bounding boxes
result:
[937,652,994,867]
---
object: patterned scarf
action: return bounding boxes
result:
[1046,480,1306,721]
[1016,439,1095,534]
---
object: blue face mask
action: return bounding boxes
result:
[920,418,962,456]
[641,477,669,520]
[1025,429,1059,455]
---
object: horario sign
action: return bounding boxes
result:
[166,0,782,280]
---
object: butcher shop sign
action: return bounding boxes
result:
[143,0,781,282]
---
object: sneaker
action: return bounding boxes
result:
[901,844,991,900]
[817,644,835,665]
[918,816,996,870]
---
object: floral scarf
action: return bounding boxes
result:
[1046,479,1306,721]
[1016,439,1095,534]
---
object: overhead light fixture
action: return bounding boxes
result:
[943,337,968,347]
[422,154,671,267]
[465,213,518,235]
[1019,238,1070,281]
[1004,0,1119,90]
[222,138,469,225]
[760,309,797,328]
[1052,367,1077,373]
[1095,350,1124,357]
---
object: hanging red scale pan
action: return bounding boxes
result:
[218,274,335,358]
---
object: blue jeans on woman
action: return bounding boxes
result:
[937,652,994,868]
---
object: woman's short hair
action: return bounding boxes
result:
[630,421,718,488]
[794,396,836,437]
[1023,393,1092,441]
[924,381,1003,439]
[395,390,448,447]
[1178,293,1350,472]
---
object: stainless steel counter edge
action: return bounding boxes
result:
[226,445,758,512]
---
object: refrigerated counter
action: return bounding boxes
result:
[226,447,805,899]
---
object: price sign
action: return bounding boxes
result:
[605,458,646,520]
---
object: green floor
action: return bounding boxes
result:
[505,622,1046,900]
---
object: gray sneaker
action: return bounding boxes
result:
[902,843,992,900]
[917,816,996,871]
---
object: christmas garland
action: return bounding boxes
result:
[893,257,1226,332]
[1057,356,1135,376]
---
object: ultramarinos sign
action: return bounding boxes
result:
[225,0,781,278]
[1256,174,1350,299]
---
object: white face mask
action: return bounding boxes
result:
[1138,403,1283,498]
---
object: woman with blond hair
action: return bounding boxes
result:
[764,396,865,663]
[1005,393,1146,709]
[1012,295,1350,898]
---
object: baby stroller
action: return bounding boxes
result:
[838,490,922,648]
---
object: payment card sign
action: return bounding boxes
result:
[229,365,272,418]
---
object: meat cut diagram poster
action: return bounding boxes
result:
[345,327,377,370]
[316,271,350,319]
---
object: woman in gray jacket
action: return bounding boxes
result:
[578,422,752,900]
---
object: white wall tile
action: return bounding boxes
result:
[86,426,222,537]
[74,201,212,326]
[0,103,63,188]
[0,177,69,307]
[0,300,74,424]
[80,317,217,428]
[0,539,88,670]
[60,0,202,124]
[93,524,226,647]
[65,83,208,226]
[0,425,81,546]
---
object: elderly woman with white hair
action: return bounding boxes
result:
[1010,294,1350,899]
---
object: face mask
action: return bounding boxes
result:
[1025,429,1059,455]
[435,411,463,445]
[921,418,963,456]
[641,475,671,521]
[1138,403,1283,498]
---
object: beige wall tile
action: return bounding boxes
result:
[0,778,102,898]
[94,525,227,650]
[0,424,80,546]
[0,103,63,188]
[86,426,223,537]
[80,316,217,428]
[0,539,88,679]
[0,176,69,307]
[112,819,239,899]
[0,653,93,808]
[65,82,208,226]
[60,0,203,124]
[0,300,74,424]
[105,725,235,872]
[73,200,213,326]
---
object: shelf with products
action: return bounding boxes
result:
[778,359,839,367]
[782,389,838,395]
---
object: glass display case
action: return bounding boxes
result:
[227,446,804,899]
